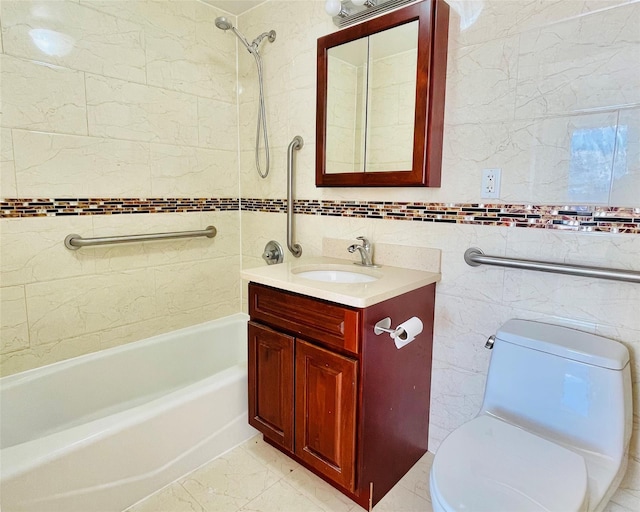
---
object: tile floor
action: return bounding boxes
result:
[126,435,435,512]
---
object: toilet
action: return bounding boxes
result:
[430,319,632,512]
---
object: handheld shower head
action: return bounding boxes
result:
[214,17,233,31]
[214,17,276,55]
[215,16,255,54]
[214,17,277,179]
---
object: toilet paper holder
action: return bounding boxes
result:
[374,317,407,339]
[373,316,424,349]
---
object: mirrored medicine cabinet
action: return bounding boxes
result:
[316,0,450,187]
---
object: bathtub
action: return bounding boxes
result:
[0,313,257,512]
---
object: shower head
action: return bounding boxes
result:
[214,16,276,55]
[215,17,233,31]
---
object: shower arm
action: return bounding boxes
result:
[287,136,304,257]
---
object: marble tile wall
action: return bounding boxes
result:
[0,0,241,376]
[238,1,640,508]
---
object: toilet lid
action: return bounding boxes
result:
[431,415,588,512]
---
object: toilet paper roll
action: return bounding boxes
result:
[391,317,423,349]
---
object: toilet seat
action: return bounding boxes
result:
[430,415,589,512]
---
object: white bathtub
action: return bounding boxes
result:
[0,313,257,512]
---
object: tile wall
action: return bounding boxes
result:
[237,1,639,508]
[0,0,241,376]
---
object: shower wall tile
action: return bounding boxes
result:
[154,256,240,317]
[239,209,286,269]
[12,130,152,198]
[197,98,238,152]
[85,74,199,145]
[25,268,157,346]
[249,90,290,150]
[0,0,243,376]
[0,285,29,354]
[91,211,239,273]
[238,146,288,199]
[79,0,196,31]
[149,143,237,197]
[0,54,87,135]
[0,0,146,83]
[0,331,105,378]
[1,128,17,197]
[145,24,234,101]
[515,1,640,119]
[0,216,95,287]
[287,85,316,145]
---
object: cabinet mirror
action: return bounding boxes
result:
[316,0,449,187]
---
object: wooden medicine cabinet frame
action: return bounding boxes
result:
[316,0,449,187]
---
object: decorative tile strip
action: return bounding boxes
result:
[0,198,239,218]
[242,199,640,235]
[2,198,639,235]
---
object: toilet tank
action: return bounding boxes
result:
[481,319,632,460]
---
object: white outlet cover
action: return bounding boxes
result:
[481,168,502,199]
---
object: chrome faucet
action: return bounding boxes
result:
[348,236,377,267]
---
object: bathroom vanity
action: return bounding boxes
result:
[242,258,440,509]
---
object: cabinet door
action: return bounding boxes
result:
[295,339,358,491]
[248,322,294,451]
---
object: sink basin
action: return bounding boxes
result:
[295,269,379,284]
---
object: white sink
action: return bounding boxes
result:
[295,269,379,284]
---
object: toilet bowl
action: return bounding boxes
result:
[429,319,631,512]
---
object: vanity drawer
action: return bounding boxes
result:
[249,283,360,354]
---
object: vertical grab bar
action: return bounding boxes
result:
[287,135,304,257]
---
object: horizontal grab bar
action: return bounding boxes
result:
[464,247,640,284]
[65,226,217,250]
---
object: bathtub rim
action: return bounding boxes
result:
[0,312,249,388]
[1,362,248,482]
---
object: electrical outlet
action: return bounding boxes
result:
[481,168,502,199]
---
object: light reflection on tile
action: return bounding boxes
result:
[610,108,640,207]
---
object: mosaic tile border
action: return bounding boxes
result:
[0,198,239,217]
[244,199,640,235]
[2,198,639,234]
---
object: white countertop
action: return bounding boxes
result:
[241,256,441,308]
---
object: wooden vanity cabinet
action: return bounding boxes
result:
[247,282,435,510]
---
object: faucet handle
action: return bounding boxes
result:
[356,236,370,249]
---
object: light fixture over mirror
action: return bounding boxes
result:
[325,0,418,28]
[316,0,450,187]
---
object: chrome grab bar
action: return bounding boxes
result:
[464,247,640,284]
[65,226,217,250]
[287,135,303,257]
